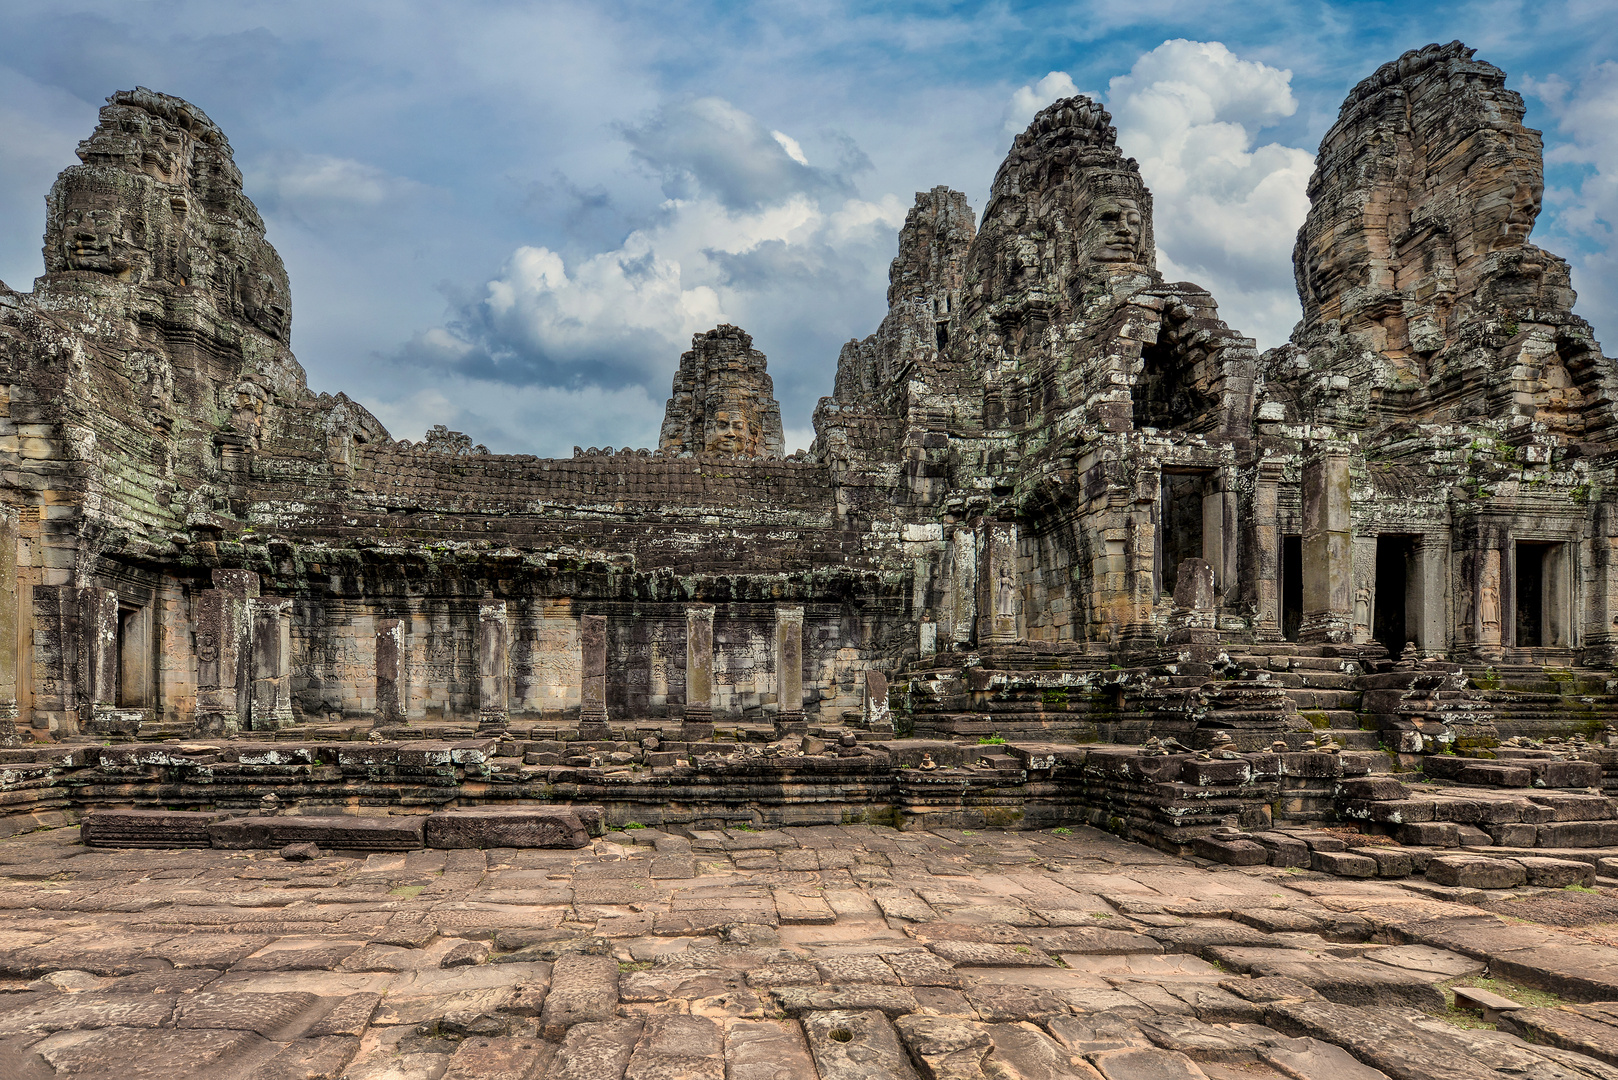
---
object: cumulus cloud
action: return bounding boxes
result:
[1005,71,1097,132]
[1106,39,1314,347]
[1524,63,1618,347]
[400,95,906,443]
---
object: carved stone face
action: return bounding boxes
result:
[240,268,291,342]
[1492,178,1543,251]
[60,188,136,275]
[1087,196,1144,263]
[704,408,754,455]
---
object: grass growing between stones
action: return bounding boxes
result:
[388,885,424,898]
[1429,975,1566,1031]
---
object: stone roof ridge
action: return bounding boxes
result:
[1343,41,1494,112]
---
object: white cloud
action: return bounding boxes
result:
[1524,63,1618,348]
[1005,71,1095,132]
[257,153,426,208]
[1106,39,1314,348]
[414,95,907,410]
[772,130,809,165]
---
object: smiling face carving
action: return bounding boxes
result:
[59,182,140,276]
[1087,195,1145,264]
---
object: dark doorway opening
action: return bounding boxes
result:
[1282,535,1303,642]
[1374,535,1415,659]
[1159,472,1205,599]
[1515,542,1547,648]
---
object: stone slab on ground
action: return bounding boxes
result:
[425,807,593,850]
[208,815,427,851]
[802,1008,921,1080]
[80,809,224,848]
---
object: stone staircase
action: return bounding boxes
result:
[1464,664,1618,741]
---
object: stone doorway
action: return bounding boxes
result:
[1374,535,1417,659]
[1158,472,1206,600]
[1282,535,1303,642]
[116,605,151,709]
[1513,540,1570,649]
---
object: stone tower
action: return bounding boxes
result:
[658,325,786,458]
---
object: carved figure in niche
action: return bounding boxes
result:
[995,561,1017,618]
[197,630,218,664]
[1479,560,1502,640]
[1086,195,1144,263]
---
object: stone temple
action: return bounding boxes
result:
[0,43,1616,1078]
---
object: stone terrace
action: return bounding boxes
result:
[1,822,1618,1078]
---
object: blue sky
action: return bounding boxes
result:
[2,1,1616,455]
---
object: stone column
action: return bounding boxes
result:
[774,605,805,736]
[0,509,17,732]
[682,604,714,741]
[30,584,78,735]
[250,596,292,730]
[1252,460,1283,641]
[195,569,258,735]
[1300,448,1353,643]
[862,669,892,733]
[477,600,509,731]
[1582,507,1618,666]
[577,613,610,739]
[918,614,937,658]
[974,519,1020,645]
[78,587,118,720]
[1475,543,1505,660]
[375,617,406,728]
[1414,535,1448,656]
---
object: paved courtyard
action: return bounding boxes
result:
[0,823,1615,1078]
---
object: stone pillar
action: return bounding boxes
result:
[577,613,610,739]
[0,509,17,733]
[1300,448,1353,643]
[1414,535,1448,656]
[1167,558,1217,648]
[1475,543,1505,660]
[78,587,119,718]
[195,569,258,735]
[250,596,292,730]
[375,617,406,727]
[1582,507,1618,666]
[974,519,1020,645]
[862,669,892,733]
[919,614,937,658]
[942,528,977,646]
[1252,460,1283,641]
[30,584,79,735]
[682,604,714,741]
[477,600,509,731]
[774,605,805,736]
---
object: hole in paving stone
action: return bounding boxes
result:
[830,1028,853,1042]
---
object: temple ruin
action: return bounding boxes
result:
[2,40,1618,1079]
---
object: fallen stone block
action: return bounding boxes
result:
[425,808,590,850]
[1514,856,1595,888]
[1352,847,1414,878]
[1456,763,1531,787]
[1190,836,1267,866]
[81,809,224,848]
[1311,850,1378,877]
[1399,821,1459,847]
[208,814,426,851]
[1339,777,1410,801]
[1425,854,1527,889]
[1537,820,1618,848]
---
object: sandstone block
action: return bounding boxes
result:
[1425,854,1527,889]
[207,815,425,851]
[425,808,589,850]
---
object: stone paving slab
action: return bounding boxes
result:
[0,822,1612,1078]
